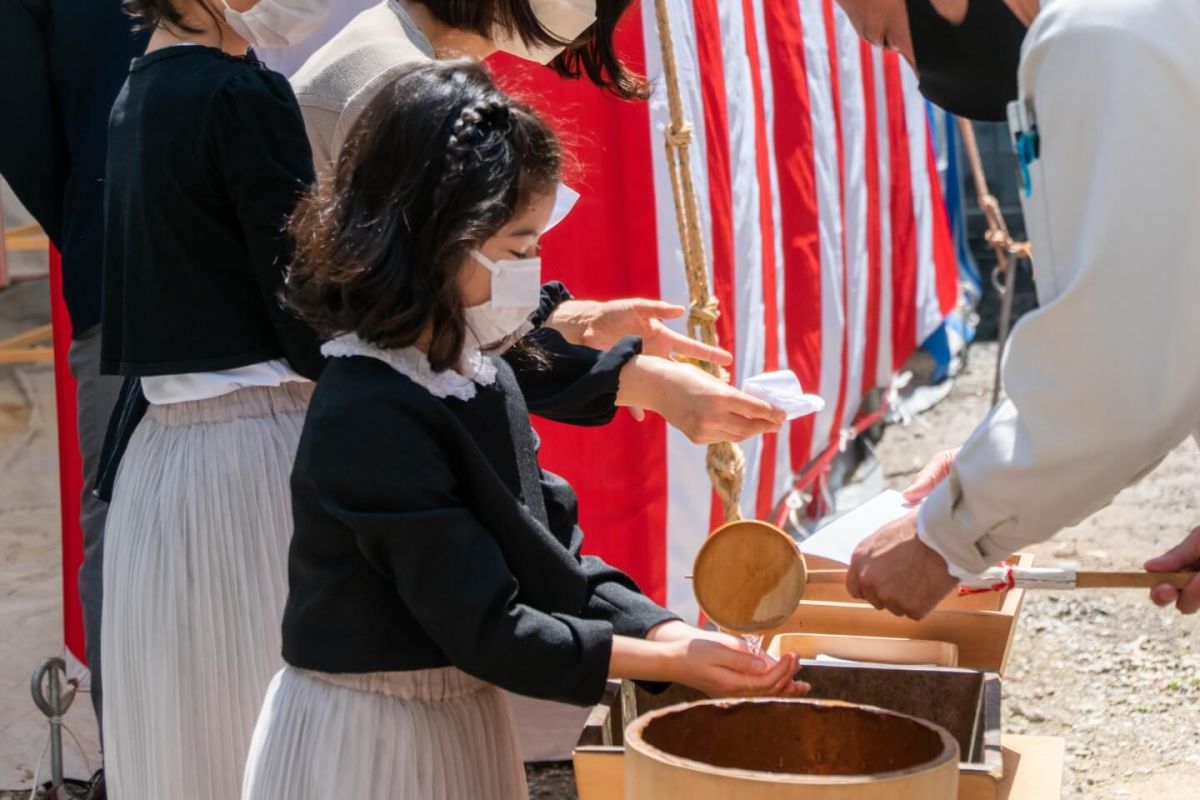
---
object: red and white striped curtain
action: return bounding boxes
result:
[493,0,958,621]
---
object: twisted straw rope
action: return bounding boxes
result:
[654,0,745,522]
[957,118,1032,263]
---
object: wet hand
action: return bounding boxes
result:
[670,639,809,699]
[846,511,958,620]
[618,357,785,444]
[1145,526,1200,614]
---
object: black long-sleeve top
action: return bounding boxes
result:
[0,0,149,334]
[281,351,675,706]
[100,45,323,378]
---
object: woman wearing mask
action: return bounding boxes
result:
[99,1,332,797]
[290,0,786,455]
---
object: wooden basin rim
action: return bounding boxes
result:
[637,699,958,779]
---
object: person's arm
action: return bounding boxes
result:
[506,328,642,425]
[210,70,324,379]
[916,17,1200,574]
[538,469,679,639]
[545,298,731,365]
[313,398,619,706]
[0,0,65,245]
[315,391,804,701]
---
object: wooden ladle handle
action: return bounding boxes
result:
[805,569,849,584]
[802,569,1197,590]
[1076,571,1196,589]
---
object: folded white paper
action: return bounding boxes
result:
[546,184,580,232]
[959,565,1078,592]
[800,489,916,565]
[742,370,826,420]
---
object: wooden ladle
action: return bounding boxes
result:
[691,518,1197,634]
[691,519,841,633]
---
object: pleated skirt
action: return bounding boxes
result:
[242,666,529,800]
[101,384,313,800]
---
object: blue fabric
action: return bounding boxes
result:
[918,104,978,381]
[919,325,953,384]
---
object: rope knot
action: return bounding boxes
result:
[688,296,720,326]
[665,122,694,148]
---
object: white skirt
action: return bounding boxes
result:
[243,666,529,800]
[101,384,312,800]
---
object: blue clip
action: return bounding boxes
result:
[1016,130,1040,198]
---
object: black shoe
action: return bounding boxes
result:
[82,770,105,800]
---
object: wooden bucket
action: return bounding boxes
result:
[625,698,960,799]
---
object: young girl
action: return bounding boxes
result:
[241,60,806,799]
[99,1,327,797]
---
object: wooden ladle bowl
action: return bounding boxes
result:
[692,519,813,633]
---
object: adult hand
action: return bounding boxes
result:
[846,510,959,620]
[616,356,785,444]
[668,638,808,699]
[902,448,960,503]
[547,299,733,365]
[1145,526,1200,614]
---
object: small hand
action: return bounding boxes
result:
[548,299,733,365]
[846,511,958,620]
[902,448,960,503]
[669,638,809,699]
[1145,526,1200,614]
[617,357,785,444]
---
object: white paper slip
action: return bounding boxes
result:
[742,370,826,420]
[546,184,580,232]
[800,490,916,566]
[813,654,937,668]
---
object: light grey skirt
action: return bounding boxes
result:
[243,666,529,800]
[100,383,313,800]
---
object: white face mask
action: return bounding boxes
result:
[492,0,598,65]
[464,250,543,352]
[221,0,332,49]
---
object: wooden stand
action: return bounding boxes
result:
[0,195,54,364]
[0,324,54,364]
[768,633,959,668]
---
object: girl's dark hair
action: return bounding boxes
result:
[287,60,562,372]
[417,0,650,100]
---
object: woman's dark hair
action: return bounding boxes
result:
[287,60,562,372]
[123,0,218,33]
[417,0,650,101]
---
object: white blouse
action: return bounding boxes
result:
[321,334,496,400]
[141,360,310,406]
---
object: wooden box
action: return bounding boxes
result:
[758,551,1035,673]
[767,632,959,667]
[575,661,1004,800]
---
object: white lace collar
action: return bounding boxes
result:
[321,334,496,401]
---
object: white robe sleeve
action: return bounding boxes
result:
[918,3,1200,574]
